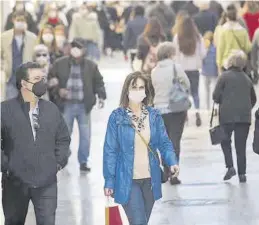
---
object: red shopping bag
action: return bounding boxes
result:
[105,198,123,225]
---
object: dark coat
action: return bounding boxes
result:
[1,95,71,188]
[147,3,175,36]
[170,1,186,14]
[209,0,224,22]
[123,16,147,52]
[182,1,199,17]
[5,11,38,34]
[194,9,217,35]
[213,67,257,125]
[49,56,106,113]
[253,109,259,154]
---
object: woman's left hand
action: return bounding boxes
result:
[170,165,180,177]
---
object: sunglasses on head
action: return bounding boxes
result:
[36,53,48,57]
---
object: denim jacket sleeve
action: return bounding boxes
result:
[103,111,119,189]
[156,113,177,166]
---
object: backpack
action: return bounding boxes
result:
[169,64,191,112]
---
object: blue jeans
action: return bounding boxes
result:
[123,178,154,225]
[186,70,200,109]
[63,103,91,164]
[85,42,100,61]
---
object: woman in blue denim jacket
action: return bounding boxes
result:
[103,72,179,225]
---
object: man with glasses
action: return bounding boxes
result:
[1,62,71,225]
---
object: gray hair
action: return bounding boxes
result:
[33,44,50,61]
[157,42,175,62]
[224,50,247,70]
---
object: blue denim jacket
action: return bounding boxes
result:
[103,106,177,205]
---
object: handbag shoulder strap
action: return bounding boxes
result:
[231,29,244,52]
[130,124,159,161]
[210,102,215,128]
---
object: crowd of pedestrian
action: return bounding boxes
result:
[1,1,259,224]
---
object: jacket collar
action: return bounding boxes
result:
[116,106,158,125]
[68,55,85,66]
[16,92,41,113]
[157,59,173,67]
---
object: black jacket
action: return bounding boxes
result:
[194,9,217,35]
[182,1,199,17]
[123,16,147,52]
[147,3,175,35]
[213,68,257,125]
[49,56,106,113]
[1,95,71,188]
[253,109,259,154]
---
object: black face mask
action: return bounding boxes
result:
[27,80,47,97]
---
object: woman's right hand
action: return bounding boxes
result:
[104,188,114,197]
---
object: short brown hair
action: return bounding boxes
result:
[119,72,153,108]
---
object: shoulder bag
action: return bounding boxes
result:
[169,64,191,112]
[209,103,227,145]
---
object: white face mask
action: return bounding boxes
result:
[36,56,49,66]
[42,34,54,43]
[48,10,57,18]
[55,35,65,48]
[14,21,27,30]
[70,47,82,58]
[128,90,146,104]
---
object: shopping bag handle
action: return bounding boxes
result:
[106,196,112,207]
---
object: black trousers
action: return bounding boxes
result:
[162,111,187,163]
[130,52,136,70]
[2,177,57,225]
[221,123,250,175]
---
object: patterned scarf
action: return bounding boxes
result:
[126,105,148,132]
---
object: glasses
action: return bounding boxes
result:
[36,53,48,57]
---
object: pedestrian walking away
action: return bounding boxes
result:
[49,37,106,172]
[213,51,257,183]
[173,15,207,127]
[1,62,71,225]
[103,71,179,225]
[151,42,191,185]
[137,17,166,74]
[123,5,147,70]
[202,31,218,110]
[216,4,251,73]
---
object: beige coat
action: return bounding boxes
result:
[1,29,37,82]
[69,12,102,46]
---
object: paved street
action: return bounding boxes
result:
[1,53,259,225]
